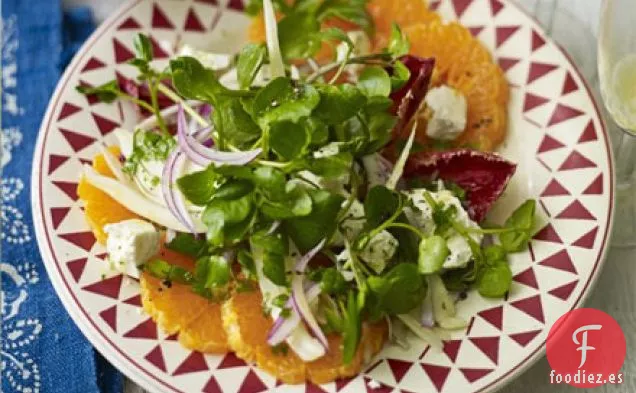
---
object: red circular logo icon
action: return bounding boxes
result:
[546,308,626,388]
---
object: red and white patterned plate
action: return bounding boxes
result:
[31,0,615,392]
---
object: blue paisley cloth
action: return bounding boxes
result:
[1,1,122,392]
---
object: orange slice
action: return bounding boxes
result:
[367,0,440,48]
[404,22,509,151]
[141,244,229,353]
[222,289,387,384]
[77,147,138,244]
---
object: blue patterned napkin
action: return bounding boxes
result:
[1,2,122,392]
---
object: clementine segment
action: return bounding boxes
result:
[404,22,509,151]
[77,147,138,244]
[367,0,440,48]
[222,289,387,384]
[140,245,229,353]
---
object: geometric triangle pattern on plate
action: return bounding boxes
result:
[538,249,577,274]
[172,351,209,376]
[420,363,451,392]
[33,0,614,392]
[152,3,175,29]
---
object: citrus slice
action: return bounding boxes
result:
[140,245,229,353]
[367,0,440,48]
[77,147,138,244]
[404,22,509,151]
[222,289,387,384]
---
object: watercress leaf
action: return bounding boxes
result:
[313,84,367,125]
[499,200,536,252]
[387,23,410,58]
[202,194,254,246]
[364,185,400,228]
[269,120,311,160]
[214,179,255,201]
[390,60,411,90]
[76,80,121,103]
[145,259,193,284]
[308,152,353,178]
[170,56,229,104]
[237,249,257,278]
[278,12,322,60]
[237,43,267,89]
[477,259,512,298]
[251,231,288,286]
[252,77,320,126]
[304,117,329,146]
[195,255,231,289]
[364,96,394,113]
[359,66,392,98]
[441,263,474,292]
[418,235,450,274]
[319,267,347,295]
[261,184,313,219]
[166,233,208,258]
[284,189,345,252]
[342,290,362,365]
[252,166,287,199]
[177,166,218,206]
[205,194,253,224]
[293,0,323,13]
[367,263,426,315]
[389,213,421,264]
[224,211,256,244]
[484,245,507,264]
[364,111,396,153]
[319,27,354,50]
[133,33,154,62]
[318,2,373,35]
[213,98,262,148]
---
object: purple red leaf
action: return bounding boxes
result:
[405,149,517,222]
[390,55,436,136]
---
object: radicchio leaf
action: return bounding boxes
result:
[389,55,436,137]
[405,149,517,222]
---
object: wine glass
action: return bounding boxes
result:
[598,0,636,248]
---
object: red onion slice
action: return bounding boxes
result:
[162,149,200,234]
[267,283,321,346]
[290,240,329,349]
[177,106,262,166]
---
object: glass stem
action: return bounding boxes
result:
[615,130,636,186]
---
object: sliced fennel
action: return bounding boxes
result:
[262,0,285,78]
[82,165,206,233]
[386,122,417,190]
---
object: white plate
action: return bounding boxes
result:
[31,0,614,392]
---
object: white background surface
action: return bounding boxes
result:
[61,0,635,392]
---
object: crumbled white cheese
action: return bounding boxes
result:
[104,219,161,278]
[336,31,371,81]
[362,153,393,189]
[406,189,482,269]
[178,45,232,70]
[424,85,467,141]
[313,142,341,159]
[339,200,397,273]
[358,230,399,273]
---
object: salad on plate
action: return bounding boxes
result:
[76,0,536,384]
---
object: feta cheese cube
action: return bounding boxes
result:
[406,189,482,269]
[104,219,161,278]
[358,230,398,273]
[424,85,467,141]
[339,200,398,273]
